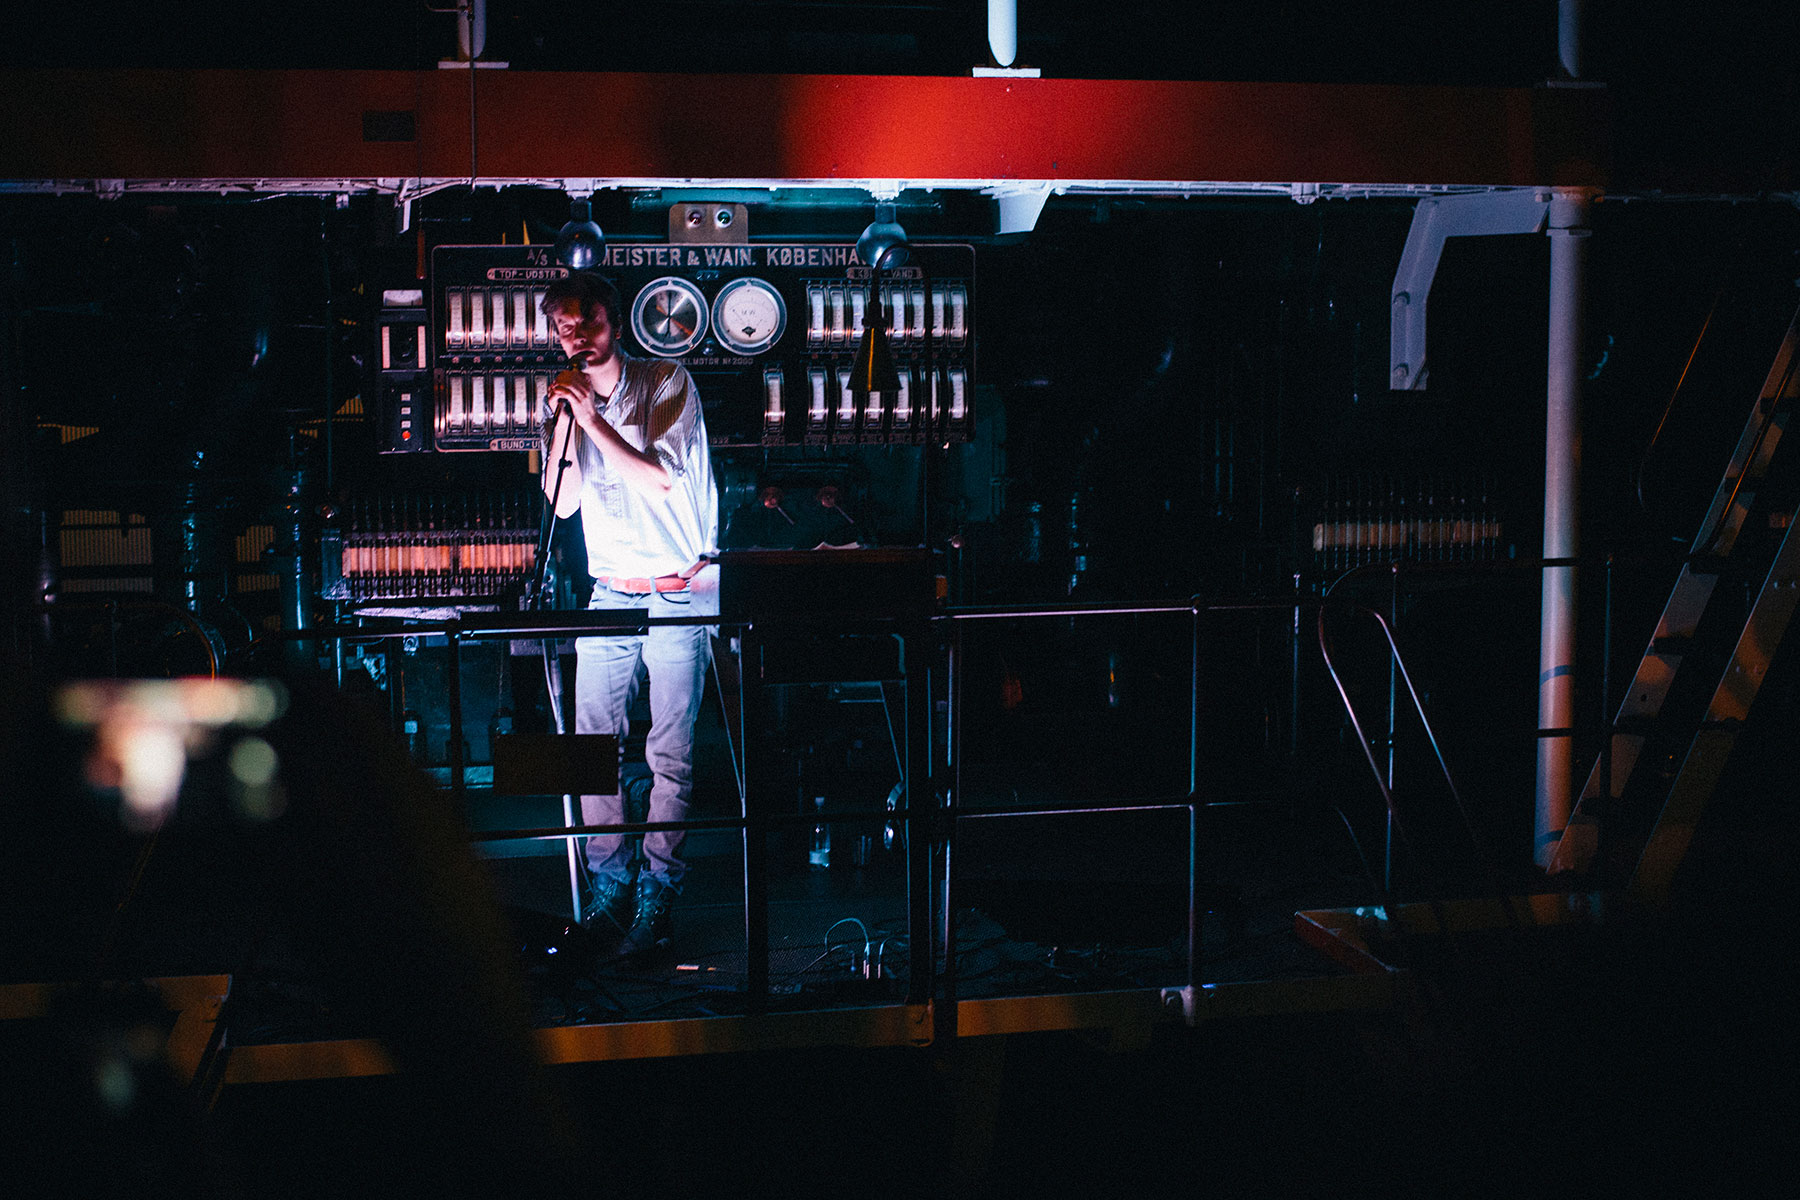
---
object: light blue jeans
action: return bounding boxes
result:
[574,583,712,887]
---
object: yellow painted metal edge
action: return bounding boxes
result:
[1295,891,1611,973]
[533,1002,933,1064]
[0,981,62,1020]
[3,966,1437,1089]
[1184,973,1401,1020]
[953,989,1173,1039]
[1292,909,1391,974]
[223,1037,399,1083]
[1389,891,1609,934]
[0,974,231,1084]
[225,1003,932,1083]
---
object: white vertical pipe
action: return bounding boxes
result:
[1535,187,1594,867]
[988,0,1018,68]
[456,0,488,61]
[1558,0,1583,79]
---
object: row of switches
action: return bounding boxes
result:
[761,366,967,434]
[445,287,554,350]
[442,372,554,437]
[805,284,968,345]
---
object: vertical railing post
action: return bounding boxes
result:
[1598,553,1614,871]
[903,622,934,1012]
[1190,603,1204,999]
[446,626,465,803]
[937,621,962,1043]
[1289,574,1304,765]
[1189,602,1201,799]
[1385,563,1399,891]
[1187,799,1200,998]
[739,625,770,1011]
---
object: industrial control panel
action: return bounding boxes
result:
[376,241,976,452]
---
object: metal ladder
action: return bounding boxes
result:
[1549,304,1800,903]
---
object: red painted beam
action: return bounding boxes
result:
[0,69,1608,187]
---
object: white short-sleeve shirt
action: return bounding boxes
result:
[575,352,719,582]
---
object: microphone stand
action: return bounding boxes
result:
[528,358,588,919]
[527,398,581,613]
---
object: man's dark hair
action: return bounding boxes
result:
[541,271,624,332]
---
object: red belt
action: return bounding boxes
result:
[598,559,708,595]
[600,574,691,594]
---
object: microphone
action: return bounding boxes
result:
[563,351,613,417]
[552,353,589,421]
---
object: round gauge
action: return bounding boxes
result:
[630,276,708,357]
[712,277,788,356]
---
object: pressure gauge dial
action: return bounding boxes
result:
[712,277,788,356]
[630,276,708,357]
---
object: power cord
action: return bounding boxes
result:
[823,917,873,977]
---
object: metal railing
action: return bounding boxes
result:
[936,600,1203,1038]
[297,588,1502,1031]
[1315,597,1495,904]
[302,598,1222,1025]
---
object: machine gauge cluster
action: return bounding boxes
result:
[626,274,789,360]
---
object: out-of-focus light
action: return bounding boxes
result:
[114,720,186,830]
[235,781,287,823]
[59,678,287,731]
[186,678,242,726]
[230,736,286,821]
[233,680,288,727]
[94,1056,136,1111]
[57,678,291,830]
[229,737,279,786]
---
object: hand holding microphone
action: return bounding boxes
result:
[552,351,589,404]
[549,351,604,431]
[541,353,590,451]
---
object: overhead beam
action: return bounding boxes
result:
[0,69,1609,191]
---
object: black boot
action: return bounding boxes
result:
[579,873,636,941]
[616,874,675,958]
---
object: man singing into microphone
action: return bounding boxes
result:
[540,271,719,958]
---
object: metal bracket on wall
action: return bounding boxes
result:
[988,184,1053,236]
[1389,188,1551,390]
[670,202,751,244]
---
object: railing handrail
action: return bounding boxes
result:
[299,585,1520,1030]
[1314,598,1501,905]
[468,794,1203,845]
